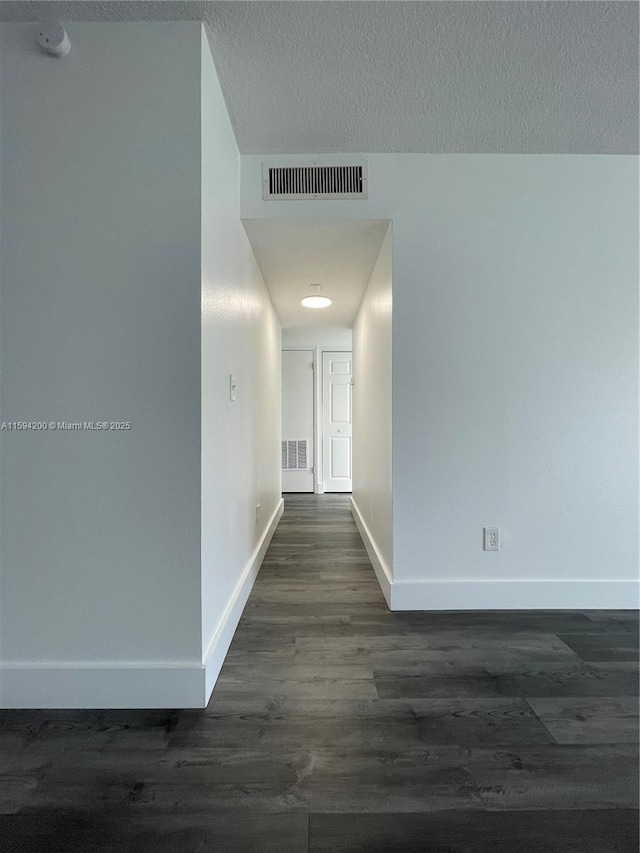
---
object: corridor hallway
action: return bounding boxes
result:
[0,494,637,852]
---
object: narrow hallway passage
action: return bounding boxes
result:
[0,495,637,852]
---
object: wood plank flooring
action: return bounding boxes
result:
[0,493,638,851]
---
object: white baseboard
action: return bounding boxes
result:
[202,497,284,704]
[390,579,640,611]
[0,498,285,710]
[351,497,392,607]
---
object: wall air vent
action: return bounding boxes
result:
[282,439,309,470]
[263,162,368,200]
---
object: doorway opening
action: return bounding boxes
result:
[282,344,353,494]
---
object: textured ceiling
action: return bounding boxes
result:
[242,219,390,328]
[207,1,639,154]
[1,2,637,155]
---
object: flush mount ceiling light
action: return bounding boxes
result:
[301,283,332,309]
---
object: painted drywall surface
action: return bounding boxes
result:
[352,226,393,576]
[282,326,352,349]
[0,23,203,665]
[200,29,281,659]
[391,157,638,587]
[0,26,3,639]
[242,154,639,599]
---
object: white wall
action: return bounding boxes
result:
[200,29,282,699]
[0,23,204,706]
[0,23,282,708]
[283,326,352,349]
[242,154,639,608]
[351,226,393,603]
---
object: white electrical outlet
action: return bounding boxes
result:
[256,503,261,525]
[483,527,500,551]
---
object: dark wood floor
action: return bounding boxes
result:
[1,494,638,852]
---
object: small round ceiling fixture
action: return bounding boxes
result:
[37,22,71,57]
[301,295,332,308]
[301,284,332,309]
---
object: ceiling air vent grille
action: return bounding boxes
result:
[282,439,309,471]
[263,163,368,200]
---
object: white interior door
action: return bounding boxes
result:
[282,350,314,493]
[322,351,353,493]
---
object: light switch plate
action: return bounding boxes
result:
[230,374,237,402]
